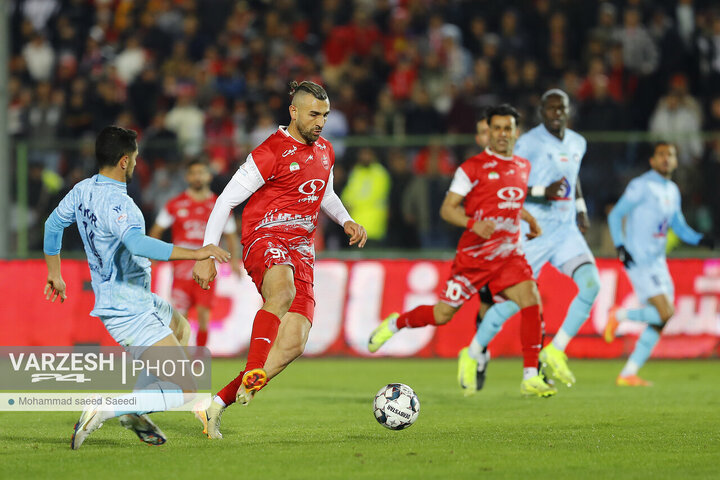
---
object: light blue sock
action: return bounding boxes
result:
[554,263,600,350]
[110,381,186,418]
[624,326,661,375]
[474,301,520,349]
[626,306,663,326]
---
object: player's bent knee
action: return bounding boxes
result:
[659,305,674,323]
[573,263,601,302]
[433,304,456,325]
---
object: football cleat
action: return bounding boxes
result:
[604,307,621,343]
[194,399,226,439]
[236,368,267,406]
[520,375,557,398]
[119,414,166,446]
[368,313,399,353]
[539,343,575,387]
[457,347,490,396]
[70,395,105,450]
[616,374,652,387]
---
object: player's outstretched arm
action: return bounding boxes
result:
[440,192,495,239]
[575,180,590,233]
[521,208,542,239]
[43,208,75,304]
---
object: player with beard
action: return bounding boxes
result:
[605,142,715,385]
[149,159,241,348]
[192,81,367,438]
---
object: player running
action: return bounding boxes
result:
[192,81,367,438]
[605,142,715,386]
[149,159,241,348]
[43,126,230,449]
[368,104,563,397]
[458,89,599,394]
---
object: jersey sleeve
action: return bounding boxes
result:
[448,166,474,197]
[669,191,703,245]
[223,215,237,234]
[54,186,78,224]
[608,179,643,247]
[154,206,175,228]
[249,143,276,181]
[108,196,146,242]
[233,153,269,191]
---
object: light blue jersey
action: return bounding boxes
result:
[608,170,702,266]
[51,175,155,318]
[515,124,587,226]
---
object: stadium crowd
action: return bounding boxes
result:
[8,0,720,252]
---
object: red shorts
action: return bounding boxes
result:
[171,278,216,313]
[243,235,316,323]
[439,253,534,308]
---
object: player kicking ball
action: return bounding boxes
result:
[43,126,230,449]
[192,81,367,438]
[605,142,715,386]
[368,104,567,397]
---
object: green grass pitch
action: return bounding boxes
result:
[0,358,718,480]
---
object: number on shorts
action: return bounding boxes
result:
[268,247,286,260]
[445,280,463,302]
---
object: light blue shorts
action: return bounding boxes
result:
[100,293,174,358]
[626,261,674,305]
[522,223,595,277]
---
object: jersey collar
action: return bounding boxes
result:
[540,124,567,145]
[278,125,311,146]
[95,174,127,192]
[484,147,514,161]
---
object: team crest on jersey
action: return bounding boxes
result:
[290,162,300,172]
[573,153,580,162]
[321,155,329,169]
[282,146,297,157]
[482,161,498,169]
[488,171,499,180]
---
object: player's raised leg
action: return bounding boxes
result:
[368,302,458,353]
[609,294,673,386]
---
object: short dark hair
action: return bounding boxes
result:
[289,80,328,101]
[477,109,488,123]
[485,104,520,125]
[653,141,675,154]
[186,158,209,170]
[96,126,138,170]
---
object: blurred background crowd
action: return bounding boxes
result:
[7,0,720,254]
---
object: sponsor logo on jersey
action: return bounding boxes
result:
[482,161,498,169]
[488,171,499,180]
[316,142,327,150]
[282,145,297,157]
[289,162,300,172]
[298,179,326,203]
[497,186,524,209]
[178,208,189,217]
[113,205,122,213]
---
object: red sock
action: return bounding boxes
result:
[520,305,542,368]
[215,309,280,406]
[396,305,437,329]
[245,309,281,371]
[196,329,208,347]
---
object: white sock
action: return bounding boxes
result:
[468,338,486,362]
[552,329,572,351]
[620,360,639,377]
[388,316,399,333]
[523,367,538,380]
[213,395,227,408]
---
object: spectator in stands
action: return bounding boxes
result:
[649,77,703,165]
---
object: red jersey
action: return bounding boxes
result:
[156,191,236,279]
[241,127,335,244]
[452,149,531,262]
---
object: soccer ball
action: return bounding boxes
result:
[373,383,420,430]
